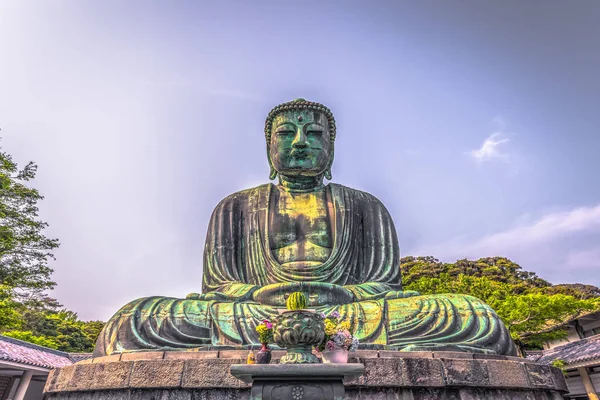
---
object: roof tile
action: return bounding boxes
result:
[0,335,91,369]
[533,334,600,366]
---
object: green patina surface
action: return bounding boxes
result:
[93,99,517,357]
[273,310,325,364]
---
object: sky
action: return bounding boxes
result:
[1,0,599,321]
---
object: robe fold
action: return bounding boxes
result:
[94,184,517,357]
[202,183,402,297]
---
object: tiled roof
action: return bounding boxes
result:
[532,334,600,366]
[0,335,91,369]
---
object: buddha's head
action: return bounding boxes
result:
[265,99,336,180]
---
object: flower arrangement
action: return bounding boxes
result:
[316,310,359,352]
[255,319,274,344]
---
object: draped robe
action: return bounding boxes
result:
[94,184,517,356]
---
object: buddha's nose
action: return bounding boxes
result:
[292,128,309,148]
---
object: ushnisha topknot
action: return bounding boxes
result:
[264,98,337,145]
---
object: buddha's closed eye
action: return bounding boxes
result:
[277,130,294,136]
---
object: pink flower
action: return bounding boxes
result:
[266,322,273,329]
[326,341,336,351]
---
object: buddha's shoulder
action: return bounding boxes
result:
[329,183,387,207]
[213,184,272,208]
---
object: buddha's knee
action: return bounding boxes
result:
[107,296,213,328]
[96,296,213,356]
[386,293,500,322]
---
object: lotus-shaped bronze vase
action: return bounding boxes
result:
[273,310,325,364]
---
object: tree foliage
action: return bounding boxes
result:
[3,298,104,352]
[401,256,600,349]
[0,138,104,352]
[0,144,59,294]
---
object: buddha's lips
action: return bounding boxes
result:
[289,150,309,158]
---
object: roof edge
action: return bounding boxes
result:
[0,334,71,357]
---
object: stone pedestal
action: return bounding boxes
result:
[230,364,364,399]
[43,350,568,400]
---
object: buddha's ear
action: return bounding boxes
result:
[269,166,278,180]
[324,147,334,181]
[267,145,278,180]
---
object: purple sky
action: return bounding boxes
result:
[1,1,599,321]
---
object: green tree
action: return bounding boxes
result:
[401,256,550,290]
[0,138,59,298]
[0,284,21,329]
[2,330,59,348]
[0,138,105,353]
[3,305,102,352]
[542,283,600,299]
[82,320,105,346]
[404,273,513,310]
[402,257,600,350]
[495,293,599,348]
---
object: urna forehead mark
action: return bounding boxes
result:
[272,110,328,129]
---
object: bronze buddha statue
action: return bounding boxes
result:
[94,99,516,356]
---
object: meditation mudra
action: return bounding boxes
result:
[94,99,516,356]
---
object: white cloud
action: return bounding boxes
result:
[413,204,600,261]
[467,132,511,163]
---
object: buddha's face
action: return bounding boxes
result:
[270,110,332,177]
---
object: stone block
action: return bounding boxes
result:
[533,391,559,400]
[472,354,506,361]
[270,350,286,361]
[379,351,433,359]
[358,358,404,387]
[130,360,184,388]
[505,355,533,363]
[346,387,416,399]
[402,358,445,387]
[413,388,460,400]
[130,389,191,400]
[92,354,121,363]
[182,359,249,389]
[75,358,93,365]
[549,366,568,392]
[164,351,219,360]
[68,364,98,391]
[433,352,474,359]
[485,360,529,389]
[92,360,133,389]
[218,350,249,359]
[548,392,566,400]
[52,365,76,392]
[457,388,536,400]
[121,351,165,361]
[523,363,555,389]
[442,359,489,387]
[43,354,567,399]
[44,368,58,393]
[47,391,132,400]
[190,388,249,399]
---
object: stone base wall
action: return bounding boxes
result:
[44,351,568,400]
[44,387,565,400]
